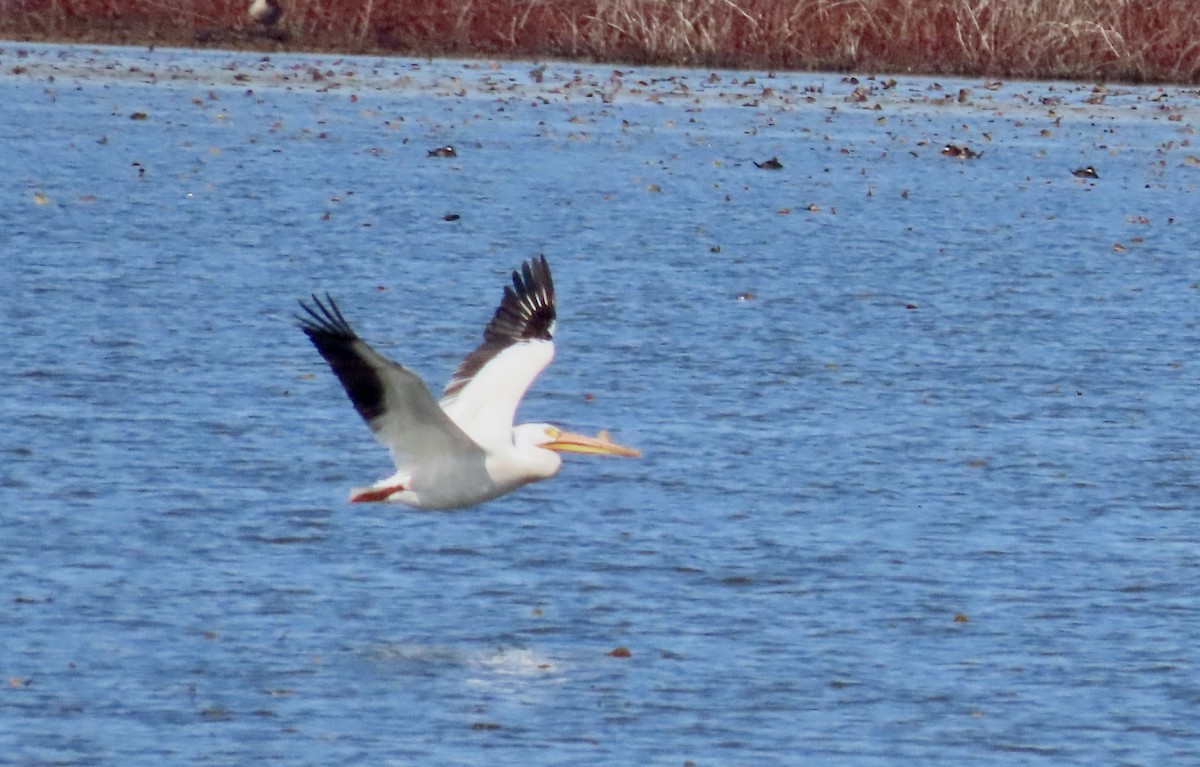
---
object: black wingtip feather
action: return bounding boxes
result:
[500,255,555,342]
[495,255,555,343]
[296,293,357,340]
[296,293,389,426]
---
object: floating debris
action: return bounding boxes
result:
[941,144,982,159]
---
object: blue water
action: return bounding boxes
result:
[3,42,1200,765]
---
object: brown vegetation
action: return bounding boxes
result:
[4,0,1199,84]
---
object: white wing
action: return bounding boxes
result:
[297,294,483,468]
[439,256,557,448]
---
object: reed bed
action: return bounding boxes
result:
[5,0,1199,84]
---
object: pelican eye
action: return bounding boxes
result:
[545,426,560,439]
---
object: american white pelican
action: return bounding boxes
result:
[297,256,639,509]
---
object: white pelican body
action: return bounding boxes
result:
[297,256,638,509]
[248,0,282,25]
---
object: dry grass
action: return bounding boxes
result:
[4,0,1199,84]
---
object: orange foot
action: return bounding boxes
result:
[350,484,406,503]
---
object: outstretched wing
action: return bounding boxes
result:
[439,256,557,449]
[297,294,482,467]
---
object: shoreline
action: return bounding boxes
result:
[4,0,1200,85]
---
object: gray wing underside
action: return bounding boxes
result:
[297,294,484,468]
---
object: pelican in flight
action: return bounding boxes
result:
[297,256,639,509]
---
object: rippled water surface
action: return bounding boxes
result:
[4,42,1200,765]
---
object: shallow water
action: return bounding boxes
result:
[3,42,1200,765]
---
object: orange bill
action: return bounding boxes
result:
[544,429,641,457]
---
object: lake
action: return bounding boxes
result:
[2,41,1200,765]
